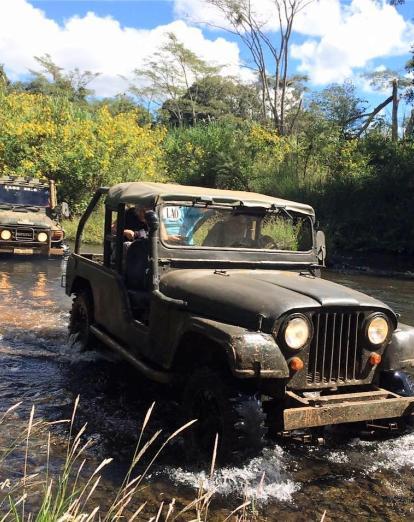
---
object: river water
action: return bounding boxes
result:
[0,257,414,520]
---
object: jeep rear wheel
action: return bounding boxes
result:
[69,291,95,351]
[182,367,267,465]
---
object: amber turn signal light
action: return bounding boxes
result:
[369,352,381,366]
[289,357,304,372]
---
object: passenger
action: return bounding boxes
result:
[161,206,206,245]
[111,205,150,267]
[122,205,149,241]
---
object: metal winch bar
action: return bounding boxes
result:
[283,388,414,430]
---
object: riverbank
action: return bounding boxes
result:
[329,251,414,279]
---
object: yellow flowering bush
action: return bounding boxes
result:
[0,92,166,208]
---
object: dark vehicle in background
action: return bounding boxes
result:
[0,176,69,256]
[65,182,414,460]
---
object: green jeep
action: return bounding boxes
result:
[65,182,414,459]
[0,176,68,256]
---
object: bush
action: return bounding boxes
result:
[0,92,167,211]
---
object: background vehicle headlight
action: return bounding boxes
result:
[37,232,48,243]
[367,316,389,345]
[0,230,11,240]
[284,316,311,349]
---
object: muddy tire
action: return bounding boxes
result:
[69,291,95,351]
[182,367,267,465]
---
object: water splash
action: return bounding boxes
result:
[165,445,300,503]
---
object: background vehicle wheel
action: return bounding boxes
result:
[69,291,95,351]
[182,367,267,465]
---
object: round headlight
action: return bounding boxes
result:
[367,316,389,345]
[0,229,11,240]
[284,316,311,350]
[37,232,48,243]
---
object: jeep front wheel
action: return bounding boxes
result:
[182,367,267,464]
[69,291,95,351]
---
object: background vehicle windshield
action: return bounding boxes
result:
[0,184,50,207]
[161,205,313,251]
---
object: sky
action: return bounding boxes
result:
[1,0,414,114]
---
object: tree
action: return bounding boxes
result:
[0,65,10,93]
[92,94,152,124]
[205,0,314,134]
[361,69,410,141]
[26,54,100,102]
[162,75,263,125]
[131,33,219,125]
[308,82,367,137]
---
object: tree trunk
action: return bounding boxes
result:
[392,78,399,142]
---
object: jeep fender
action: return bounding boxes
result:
[173,316,289,379]
[382,323,414,371]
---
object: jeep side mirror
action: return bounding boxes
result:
[60,202,70,219]
[316,230,326,266]
[145,210,159,233]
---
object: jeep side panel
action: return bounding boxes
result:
[67,254,150,357]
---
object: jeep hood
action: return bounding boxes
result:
[0,210,59,229]
[159,269,397,330]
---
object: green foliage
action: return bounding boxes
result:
[0,91,166,211]
[261,216,299,251]
[26,54,100,103]
[164,120,291,191]
[63,209,105,244]
[132,33,220,126]
[308,82,368,137]
[0,55,413,258]
[163,75,263,125]
[303,135,414,255]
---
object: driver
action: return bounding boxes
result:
[203,214,252,247]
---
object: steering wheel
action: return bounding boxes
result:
[229,240,253,248]
[258,235,277,249]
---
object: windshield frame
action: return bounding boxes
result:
[158,202,315,255]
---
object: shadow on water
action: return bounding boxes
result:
[1,257,414,519]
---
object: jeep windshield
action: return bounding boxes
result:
[0,184,50,207]
[160,205,313,252]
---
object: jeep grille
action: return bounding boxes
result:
[307,311,365,385]
[15,228,34,241]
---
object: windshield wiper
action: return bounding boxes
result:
[269,205,293,220]
[0,203,12,209]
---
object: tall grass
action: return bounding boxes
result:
[0,399,260,521]
[62,211,104,245]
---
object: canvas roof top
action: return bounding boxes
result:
[105,182,314,217]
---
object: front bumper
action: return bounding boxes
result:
[0,242,64,256]
[283,387,414,430]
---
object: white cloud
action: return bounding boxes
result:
[174,0,414,85]
[291,0,414,84]
[174,0,342,35]
[0,0,246,97]
[1,0,412,97]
